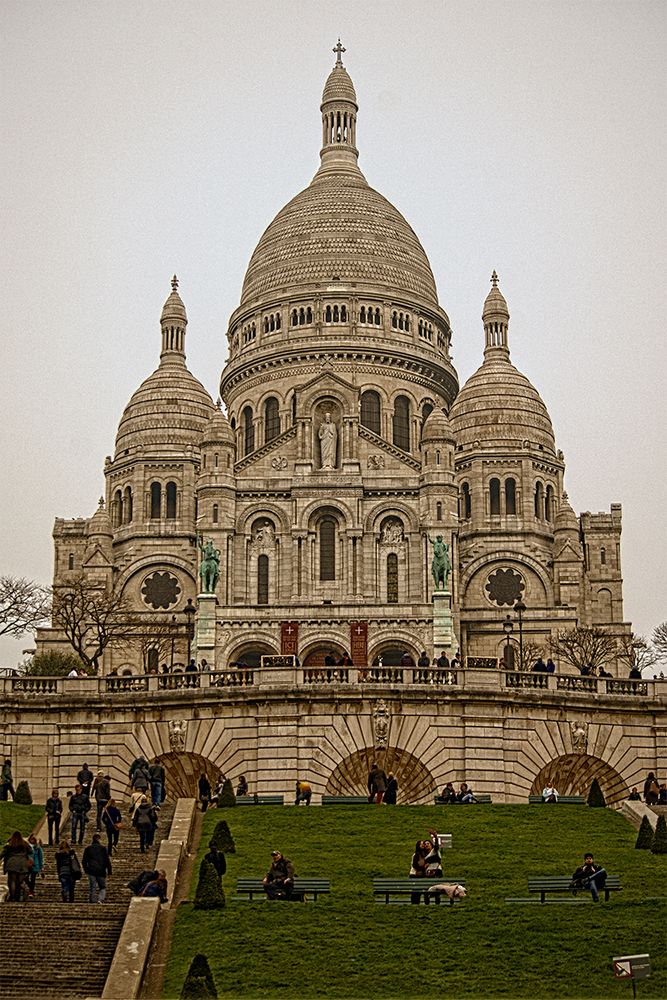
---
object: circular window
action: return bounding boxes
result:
[485,568,525,607]
[142,571,181,610]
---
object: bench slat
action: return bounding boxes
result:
[236,877,330,901]
[372,877,466,905]
[528,795,586,805]
[236,795,284,806]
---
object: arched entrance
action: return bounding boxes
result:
[157,751,222,799]
[229,643,274,668]
[302,645,348,667]
[326,747,435,803]
[530,754,628,805]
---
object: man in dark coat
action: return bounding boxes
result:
[367,762,388,804]
[262,850,295,900]
[571,853,607,902]
[77,762,94,798]
[204,845,227,878]
[149,761,166,806]
[82,833,112,902]
[69,784,91,844]
[45,788,63,845]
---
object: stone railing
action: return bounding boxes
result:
[2,669,662,700]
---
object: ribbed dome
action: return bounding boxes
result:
[115,358,215,456]
[450,355,556,453]
[201,402,235,446]
[240,174,439,306]
[554,492,579,533]
[421,407,454,443]
[322,64,357,105]
[86,498,112,539]
[160,276,187,324]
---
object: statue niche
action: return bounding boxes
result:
[314,401,341,471]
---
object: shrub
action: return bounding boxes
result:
[587,778,606,808]
[194,860,225,910]
[635,815,654,849]
[180,953,217,998]
[651,814,667,855]
[14,781,32,805]
[24,651,89,676]
[208,819,235,854]
[216,778,236,807]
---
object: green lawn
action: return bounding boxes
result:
[163,805,667,1000]
[0,801,43,844]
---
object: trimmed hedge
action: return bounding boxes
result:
[180,953,217,998]
[651,814,667,855]
[635,815,654,849]
[587,778,606,808]
[194,859,225,910]
[208,819,235,854]
[14,780,33,806]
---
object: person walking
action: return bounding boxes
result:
[132,795,158,853]
[45,789,63,846]
[198,774,212,812]
[1,759,15,801]
[571,852,607,902]
[2,831,32,901]
[149,759,165,806]
[77,762,94,799]
[25,835,44,898]
[367,762,387,804]
[131,761,150,796]
[384,772,398,805]
[101,798,123,855]
[54,840,80,903]
[69,784,91,845]
[82,833,112,903]
[92,772,111,831]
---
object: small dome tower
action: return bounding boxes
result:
[317,39,360,179]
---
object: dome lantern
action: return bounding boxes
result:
[317,39,361,179]
[483,271,510,359]
[160,275,187,364]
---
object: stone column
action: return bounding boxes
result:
[196,594,218,671]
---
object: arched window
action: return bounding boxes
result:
[436,501,442,521]
[212,504,219,524]
[341,304,347,322]
[421,402,433,441]
[166,481,177,519]
[534,482,544,519]
[264,397,280,442]
[306,307,312,324]
[124,486,133,524]
[150,482,161,519]
[291,310,298,326]
[333,305,339,322]
[113,489,122,527]
[319,518,336,581]
[545,485,554,521]
[325,305,332,323]
[387,553,398,604]
[360,390,381,435]
[257,554,269,605]
[291,393,297,425]
[359,306,366,323]
[597,588,613,622]
[374,308,381,324]
[242,406,254,456]
[393,395,411,452]
[600,546,606,566]
[490,478,501,515]
[68,552,75,571]
[392,311,398,328]
[276,313,282,330]
[462,482,471,519]
[299,308,305,325]
[505,478,516,515]
[405,315,410,332]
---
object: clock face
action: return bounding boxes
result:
[142,571,181,610]
[485,568,525,607]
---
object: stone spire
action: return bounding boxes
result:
[317,40,360,178]
[482,271,510,359]
[160,275,188,364]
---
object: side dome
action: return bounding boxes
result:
[421,407,454,444]
[201,402,235,446]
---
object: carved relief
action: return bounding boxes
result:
[374,699,390,749]
[368,454,385,470]
[168,719,187,752]
[380,519,404,545]
[251,520,276,555]
[571,721,588,754]
[271,456,288,470]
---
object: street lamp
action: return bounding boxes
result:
[503,616,514,668]
[183,598,196,665]
[514,600,526,670]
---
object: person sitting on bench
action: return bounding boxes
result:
[263,850,296,900]
[570,852,607,902]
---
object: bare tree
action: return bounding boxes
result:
[652,622,667,662]
[0,575,50,638]
[616,633,659,673]
[549,627,618,674]
[504,641,546,671]
[50,577,138,671]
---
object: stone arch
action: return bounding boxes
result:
[301,642,348,667]
[156,750,222,799]
[530,754,628,805]
[462,555,552,607]
[226,637,278,668]
[363,499,420,535]
[326,747,436,803]
[116,557,197,598]
[368,634,421,666]
[235,502,291,536]
[300,496,355,530]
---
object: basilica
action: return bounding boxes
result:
[40,45,627,676]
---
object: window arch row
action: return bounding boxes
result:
[391,310,411,332]
[242,322,256,344]
[290,305,313,327]
[149,480,178,520]
[262,311,282,334]
[324,303,348,324]
[359,305,382,325]
[112,485,134,527]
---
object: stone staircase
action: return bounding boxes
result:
[0,801,175,1000]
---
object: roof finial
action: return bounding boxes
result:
[491,270,499,288]
[171,274,179,293]
[98,496,105,509]
[333,38,346,67]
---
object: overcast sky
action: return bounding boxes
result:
[2,1,665,665]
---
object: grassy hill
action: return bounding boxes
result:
[0,801,42,844]
[163,805,666,999]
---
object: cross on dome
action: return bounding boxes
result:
[171,275,179,292]
[333,38,346,66]
[491,270,499,287]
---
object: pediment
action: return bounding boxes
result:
[554,539,583,563]
[82,544,112,569]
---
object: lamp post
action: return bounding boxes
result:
[503,615,514,669]
[170,615,176,670]
[514,600,526,670]
[184,598,196,665]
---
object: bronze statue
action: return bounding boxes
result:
[198,536,221,593]
[429,535,451,590]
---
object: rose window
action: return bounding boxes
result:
[485,568,525,607]
[142,571,181,610]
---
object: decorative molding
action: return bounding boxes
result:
[168,719,187,752]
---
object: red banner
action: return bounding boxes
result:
[350,621,368,666]
[281,621,299,657]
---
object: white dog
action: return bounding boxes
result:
[427,883,467,900]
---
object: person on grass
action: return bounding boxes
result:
[263,850,296,900]
[570,852,607,902]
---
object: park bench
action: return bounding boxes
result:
[434,794,492,804]
[235,794,284,806]
[528,795,586,805]
[321,795,370,805]
[235,878,330,901]
[373,877,466,905]
[527,875,622,903]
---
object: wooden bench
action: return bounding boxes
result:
[373,877,466,905]
[528,795,586,805]
[235,794,284,806]
[321,795,370,805]
[235,878,330,901]
[527,875,622,903]
[434,794,492,805]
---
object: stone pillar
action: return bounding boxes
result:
[433,590,455,653]
[196,593,217,670]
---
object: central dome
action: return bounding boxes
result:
[240,174,439,306]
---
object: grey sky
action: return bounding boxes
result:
[2,1,665,665]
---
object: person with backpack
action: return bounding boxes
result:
[149,760,165,806]
[132,795,158,853]
[82,833,112,903]
[92,772,111,830]
[69,784,91,845]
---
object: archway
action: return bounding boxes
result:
[530,754,628,805]
[302,644,348,667]
[157,751,222,799]
[326,747,435,803]
[371,647,416,667]
[229,643,274,668]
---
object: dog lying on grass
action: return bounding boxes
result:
[427,883,467,900]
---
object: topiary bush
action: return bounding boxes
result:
[216,778,236,807]
[635,815,654,849]
[208,819,235,854]
[587,778,606,808]
[194,859,225,910]
[14,780,32,805]
[651,814,667,855]
[180,953,217,998]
